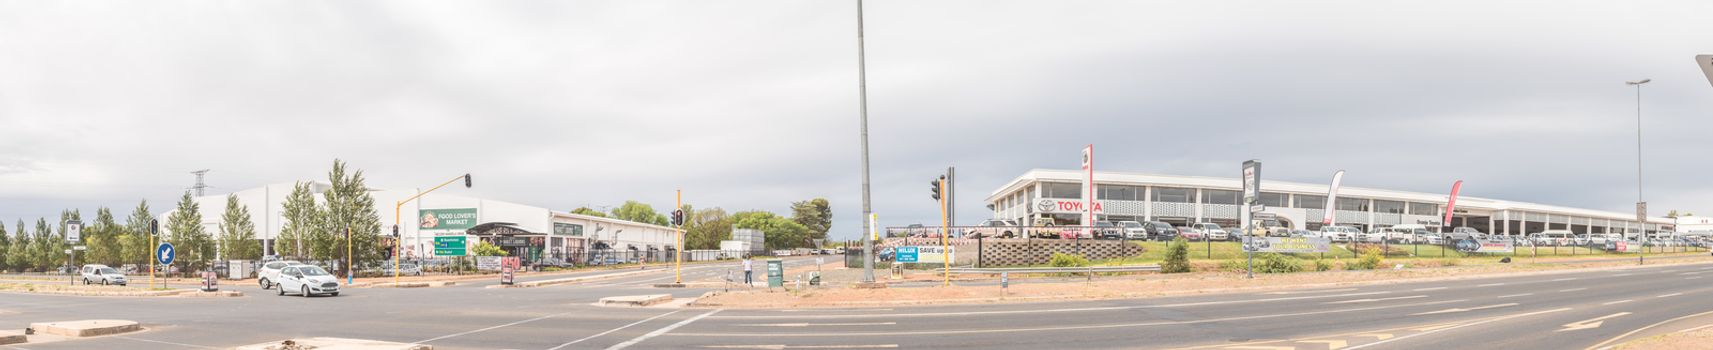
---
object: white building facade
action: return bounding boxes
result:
[987,169,1677,238]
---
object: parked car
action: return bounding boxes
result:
[965,219,1020,239]
[275,265,340,297]
[1094,221,1124,239]
[1359,229,1388,243]
[1447,227,1485,241]
[1143,221,1179,241]
[1190,223,1228,241]
[258,260,304,290]
[1292,229,1317,238]
[1321,226,1360,242]
[1419,233,1445,245]
[1118,221,1149,240]
[80,264,127,286]
[382,262,425,275]
[1531,230,1576,246]
[1178,226,1205,241]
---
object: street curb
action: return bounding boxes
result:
[597,294,673,307]
[364,281,457,289]
[694,256,1713,309]
[0,288,209,297]
[29,320,140,337]
[0,330,23,345]
[234,337,431,350]
[486,269,657,289]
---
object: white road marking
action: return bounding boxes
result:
[701,345,898,349]
[1658,293,1684,298]
[1612,274,1632,277]
[1344,308,1572,349]
[1687,276,1703,280]
[1264,288,1358,295]
[547,310,683,350]
[1588,309,1713,349]
[1676,324,1713,334]
[417,311,574,343]
[1324,296,1426,304]
[113,336,221,349]
[1477,283,1506,287]
[1410,303,1517,316]
[1602,300,1633,305]
[671,299,1468,337]
[1497,293,1533,299]
[712,291,1394,320]
[606,309,723,350]
[1298,340,1347,349]
[1560,288,1588,292]
[1552,278,1579,282]
[1557,312,1630,332]
[780,309,892,312]
[1413,287,1448,292]
[738,322,897,327]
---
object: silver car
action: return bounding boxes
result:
[80,264,127,286]
[259,260,304,290]
[276,265,340,297]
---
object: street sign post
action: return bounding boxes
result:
[1241,160,1261,279]
[157,243,176,265]
[433,236,468,256]
[66,220,82,244]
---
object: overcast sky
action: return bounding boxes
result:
[2,1,1711,239]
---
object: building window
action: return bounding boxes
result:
[1408,202,1438,216]
[1097,185,1139,201]
[1152,187,1193,203]
[553,222,584,237]
[1202,189,1241,205]
[1042,182,1081,198]
[1374,200,1404,214]
[1260,192,1289,207]
[1337,198,1370,211]
[1294,195,1326,209]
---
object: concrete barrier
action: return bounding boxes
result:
[29,320,140,337]
[487,269,656,289]
[0,330,24,345]
[598,294,673,307]
[234,337,431,350]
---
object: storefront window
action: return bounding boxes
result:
[1152,187,1193,203]
[1097,185,1139,200]
[1294,195,1326,209]
[1337,198,1370,211]
[1042,182,1081,198]
[1374,200,1404,214]
[1408,202,1438,216]
[1259,192,1289,207]
[553,222,583,237]
[1202,189,1241,205]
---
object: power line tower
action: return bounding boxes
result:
[190,169,211,196]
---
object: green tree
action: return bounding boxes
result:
[790,198,832,245]
[320,160,383,273]
[123,200,154,267]
[6,220,28,271]
[1161,237,1191,273]
[570,207,609,218]
[611,201,668,226]
[32,217,55,270]
[276,181,319,259]
[0,223,10,272]
[87,207,121,265]
[218,194,262,261]
[472,241,507,256]
[167,191,213,272]
[733,210,810,250]
[685,207,732,250]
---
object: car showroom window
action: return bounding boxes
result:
[1260,192,1289,207]
[1409,202,1438,216]
[1375,200,1405,214]
[1294,195,1326,209]
[1202,189,1240,205]
[1043,182,1080,198]
[1152,187,1192,203]
[1337,198,1370,211]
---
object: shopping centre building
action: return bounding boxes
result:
[986,169,1678,237]
[171,181,680,261]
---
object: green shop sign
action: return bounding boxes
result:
[419,208,478,231]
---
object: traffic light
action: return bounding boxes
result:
[149,219,159,236]
[671,209,685,226]
[930,176,944,201]
[391,225,400,238]
[464,174,473,188]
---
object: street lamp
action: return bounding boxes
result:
[1627,79,1649,264]
[854,0,878,286]
[392,173,473,285]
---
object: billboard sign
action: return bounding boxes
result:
[1454,239,1515,253]
[895,246,919,263]
[1245,237,1330,253]
[420,208,479,231]
[433,235,468,256]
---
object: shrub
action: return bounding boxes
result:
[1255,253,1303,274]
[1219,259,1245,273]
[1161,237,1192,273]
[1440,258,1460,267]
[1313,258,1333,272]
[1347,248,1384,270]
[1049,252,1090,268]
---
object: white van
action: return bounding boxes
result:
[1386,224,1433,243]
[1531,230,1577,246]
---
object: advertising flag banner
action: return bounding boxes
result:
[1323,170,1345,225]
[1082,145,1095,226]
[1444,180,1464,227]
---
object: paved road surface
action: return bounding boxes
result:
[5,257,1713,349]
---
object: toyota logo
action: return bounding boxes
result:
[1037,199,1056,213]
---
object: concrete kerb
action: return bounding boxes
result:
[596,294,673,307]
[29,320,141,337]
[0,330,24,345]
[363,281,457,289]
[486,269,658,289]
[694,256,1713,309]
[234,337,431,350]
[0,288,237,298]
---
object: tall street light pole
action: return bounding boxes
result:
[1627,78,1649,265]
[392,174,473,285]
[855,0,877,285]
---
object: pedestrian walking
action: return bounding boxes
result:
[742,259,753,285]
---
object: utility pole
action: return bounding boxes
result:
[854,0,880,287]
[1628,78,1650,265]
[675,189,684,285]
[190,169,211,197]
[947,167,956,228]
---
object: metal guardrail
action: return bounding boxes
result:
[942,265,1160,274]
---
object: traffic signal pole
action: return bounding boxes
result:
[392,174,473,286]
[675,189,683,284]
[940,180,950,287]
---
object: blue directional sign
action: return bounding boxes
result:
[896,246,919,263]
[156,243,176,265]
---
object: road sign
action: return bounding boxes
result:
[73,245,87,251]
[895,246,920,263]
[1249,205,1266,213]
[433,236,468,256]
[157,243,176,265]
[66,220,82,244]
[766,259,784,288]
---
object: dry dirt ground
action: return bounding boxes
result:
[1614,326,1713,350]
[696,253,1713,309]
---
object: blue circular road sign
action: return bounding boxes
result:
[157,243,175,265]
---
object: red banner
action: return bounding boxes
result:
[1444,180,1463,226]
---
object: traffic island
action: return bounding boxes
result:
[652,283,686,288]
[234,337,431,350]
[28,320,140,337]
[367,281,457,288]
[597,294,673,307]
[0,330,25,345]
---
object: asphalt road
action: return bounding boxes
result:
[5,257,1713,349]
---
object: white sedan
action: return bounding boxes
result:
[275,265,340,297]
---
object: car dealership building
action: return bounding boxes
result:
[987,169,1677,237]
